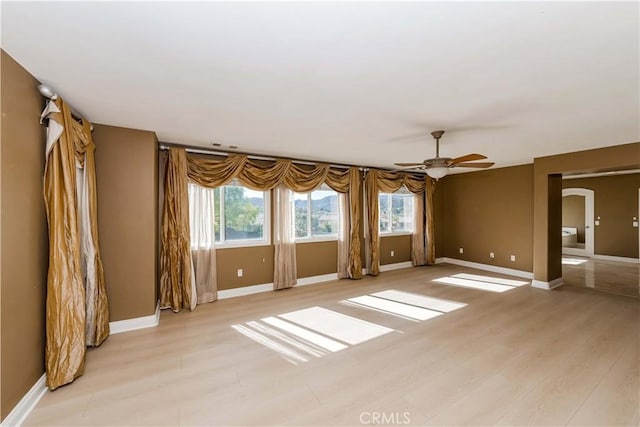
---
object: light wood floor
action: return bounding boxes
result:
[25,263,639,426]
[563,256,640,298]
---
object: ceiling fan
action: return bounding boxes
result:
[394,130,494,179]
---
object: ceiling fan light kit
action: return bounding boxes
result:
[426,166,449,179]
[394,130,494,179]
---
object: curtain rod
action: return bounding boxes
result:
[158,143,372,171]
[38,84,91,129]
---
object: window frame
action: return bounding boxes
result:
[213,184,272,249]
[378,190,414,236]
[294,185,340,243]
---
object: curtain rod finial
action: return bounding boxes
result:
[38,84,58,100]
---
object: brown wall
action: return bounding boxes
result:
[563,173,639,258]
[438,164,534,272]
[380,235,412,265]
[562,195,586,243]
[0,51,48,420]
[94,124,158,321]
[216,245,274,290]
[533,142,640,281]
[297,241,338,278]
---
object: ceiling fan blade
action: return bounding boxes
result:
[394,162,424,167]
[450,153,487,164]
[453,162,495,168]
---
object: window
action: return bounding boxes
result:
[379,188,413,234]
[293,184,339,240]
[188,181,270,247]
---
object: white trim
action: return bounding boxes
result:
[563,169,640,179]
[532,277,564,290]
[297,273,339,286]
[592,254,640,264]
[434,257,534,279]
[562,247,589,257]
[218,282,273,299]
[380,261,414,272]
[218,272,341,299]
[379,231,413,237]
[213,241,271,249]
[109,301,160,334]
[295,236,338,244]
[562,188,594,257]
[218,283,273,299]
[1,374,47,427]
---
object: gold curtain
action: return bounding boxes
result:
[365,169,433,276]
[42,98,109,390]
[160,149,194,311]
[76,120,110,346]
[189,151,362,278]
[411,192,426,266]
[160,148,364,310]
[425,177,436,264]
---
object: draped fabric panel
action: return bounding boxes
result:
[346,168,363,279]
[77,121,110,346]
[188,183,218,304]
[273,185,297,289]
[337,192,350,279]
[425,177,436,264]
[160,149,194,311]
[364,169,433,276]
[43,100,86,390]
[161,148,365,308]
[41,98,109,390]
[411,193,426,266]
[365,171,381,276]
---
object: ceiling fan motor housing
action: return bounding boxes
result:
[424,157,453,168]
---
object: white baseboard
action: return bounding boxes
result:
[592,254,639,264]
[435,257,534,279]
[380,261,414,272]
[218,282,273,299]
[562,248,591,257]
[109,301,160,334]
[297,273,339,286]
[532,277,564,290]
[218,272,341,300]
[1,374,47,427]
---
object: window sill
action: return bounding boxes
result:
[214,240,271,249]
[380,231,413,237]
[295,236,339,244]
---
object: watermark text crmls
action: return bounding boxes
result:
[359,411,411,425]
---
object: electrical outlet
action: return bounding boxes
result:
[390,250,395,257]
[459,248,464,254]
[633,221,639,228]
[237,269,243,277]
[489,252,495,259]
[595,220,600,226]
[510,255,516,262]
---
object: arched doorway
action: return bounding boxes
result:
[561,188,594,257]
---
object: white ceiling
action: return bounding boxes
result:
[2,2,639,171]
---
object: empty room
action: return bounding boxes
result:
[1,2,639,426]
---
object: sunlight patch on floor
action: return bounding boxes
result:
[372,289,467,312]
[279,306,395,345]
[342,290,467,321]
[433,273,529,293]
[342,295,443,321]
[232,306,395,364]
